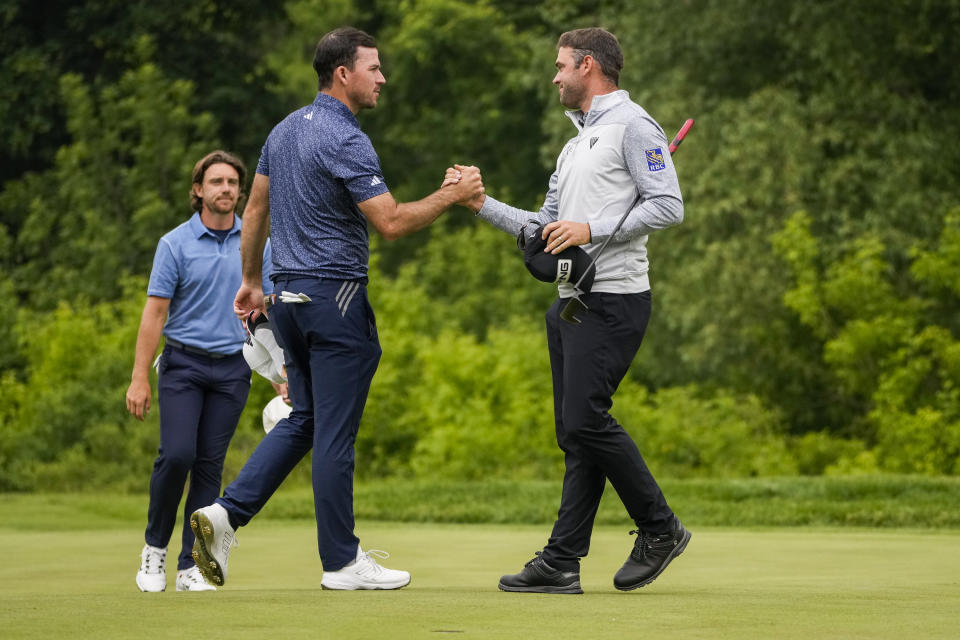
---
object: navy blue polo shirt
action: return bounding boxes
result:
[148,213,274,354]
[256,92,390,282]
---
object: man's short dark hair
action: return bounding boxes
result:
[313,27,378,90]
[557,28,624,86]
[191,150,247,212]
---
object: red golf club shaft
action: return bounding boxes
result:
[668,118,695,153]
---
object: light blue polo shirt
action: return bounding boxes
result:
[148,212,273,354]
[256,92,390,282]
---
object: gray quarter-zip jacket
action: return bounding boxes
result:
[477,90,684,296]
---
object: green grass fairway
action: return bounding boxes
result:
[1,520,958,639]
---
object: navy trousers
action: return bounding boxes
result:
[539,291,674,572]
[145,346,250,570]
[219,277,381,572]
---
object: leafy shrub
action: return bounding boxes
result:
[614,385,796,478]
[789,431,869,475]
[359,318,558,480]
[0,277,280,492]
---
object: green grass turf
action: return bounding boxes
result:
[1,519,958,639]
[4,474,960,529]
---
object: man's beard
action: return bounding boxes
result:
[351,87,378,110]
[207,198,235,215]
[559,82,586,109]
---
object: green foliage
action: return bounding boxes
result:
[605,0,960,441]
[3,49,217,310]
[789,431,870,476]
[371,219,556,338]
[0,282,147,490]
[3,1,960,489]
[0,0,288,183]
[774,209,960,474]
[381,322,558,481]
[368,0,551,202]
[0,277,279,491]
[262,0,368,106]
[360,253,560,478]
[615,385,796,478]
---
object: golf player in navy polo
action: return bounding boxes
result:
[127,150,275,592]
[190,27,483,590]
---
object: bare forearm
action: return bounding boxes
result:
[241,174,270,283]
[391,188,460,238]
[361,166,483,240]
[241,212,268,283]
[131,305,165,382]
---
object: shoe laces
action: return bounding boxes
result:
[357,549,390,576]
[141,546,166,574]
[180,566,205,585]
[523,551,546,568]
[628,530,651,561]
[630,526,677,560]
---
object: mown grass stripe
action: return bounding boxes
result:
[2,475,959,531]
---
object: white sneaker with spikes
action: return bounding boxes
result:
[136,544,167,592]
[320,546,411,590]
[190,503,236,587]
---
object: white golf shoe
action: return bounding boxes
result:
[190,503,236,587]
[176,565,217,591]
[320,546,411,590]
[136,544,167,592]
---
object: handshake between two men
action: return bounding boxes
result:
[441,164,591,256]
[441,164,485,214]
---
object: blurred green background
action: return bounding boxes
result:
[3,0,960,492]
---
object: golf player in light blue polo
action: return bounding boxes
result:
[189,27,483,590]
[127,150,274,592]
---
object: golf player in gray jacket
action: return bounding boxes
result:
[455,27,690,594]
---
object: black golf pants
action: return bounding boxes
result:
[540,291,674,572]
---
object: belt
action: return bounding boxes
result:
[165,338,238,360]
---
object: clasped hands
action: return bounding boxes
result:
[441,164,485,212]
[442,164,590,254]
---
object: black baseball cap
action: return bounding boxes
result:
[517,220,596,292]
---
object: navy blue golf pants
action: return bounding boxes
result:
[540,291,674,572]
[219,277,381,571]
[145,346,250,570]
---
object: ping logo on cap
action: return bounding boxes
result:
[556,259,573,283]
[645,148,665,171]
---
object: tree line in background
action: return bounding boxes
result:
[2,0,960,491]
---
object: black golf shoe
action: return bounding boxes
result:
[613,515,691,591]
[498,552,583,594]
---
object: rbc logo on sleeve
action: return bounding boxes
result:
[645,148,666,171]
